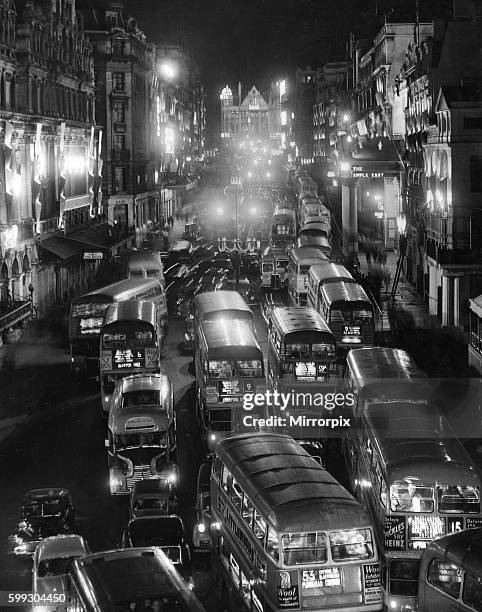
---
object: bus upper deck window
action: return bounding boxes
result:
[282,531,326,566]
[312,343,335,357]
[267,526,279,562]
[390,483,434,513]
[237,360,263,377]
[330,529,373,561]
[209,360,233,379]
[437,485,480,514]
[254,510,266,544]
[286,343,310,359]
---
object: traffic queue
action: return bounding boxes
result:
[5,166,482,612]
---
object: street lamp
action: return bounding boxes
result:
[397,213,407,237]
[391,213,407,299]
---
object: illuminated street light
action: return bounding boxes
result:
[247,171,252,178]
[217,207,224,215]
[339,161,351,173]
[160,63,175,79]
[342,113,350,122]
[266,172,271,178]
[250,207,257,215]
[397,213,407,235]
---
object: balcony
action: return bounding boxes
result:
[0,301,33,334]
[111,149,130,163]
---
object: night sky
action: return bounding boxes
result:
[78,0,455,139]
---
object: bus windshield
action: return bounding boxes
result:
[208,360,263,378]
[437,485,480,513]
[390,483,435,512]
[281,529,373,566]
[389,559,419,597]
[114,432,167,449]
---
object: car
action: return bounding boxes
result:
[129,478,178,519]
[121,515,192,584]
[181,314,194,353]
[221,277,257,305]
[8,489,76,557]
[192,461,212,552]
[32,534,89,607]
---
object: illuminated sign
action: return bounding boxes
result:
[84,251,103,260]
[351,167,384,178]
[80,317,103,334]
[295,361,316,381]
[220,379,242,399]
[302,567,341,589]
[113,349,145,370]
[343,326,361,337]
[408,515,446,549]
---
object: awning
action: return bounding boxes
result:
[66,223,131,251]
[38,236,82,261]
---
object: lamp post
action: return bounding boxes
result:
[390,213,407,299]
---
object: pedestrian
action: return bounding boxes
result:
[380,249,387,266]
[28,283,34,301]
[365,249,372,268]
[376,249,384,266]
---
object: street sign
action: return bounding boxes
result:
[84,251,104,260]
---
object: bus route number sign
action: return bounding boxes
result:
[302,567,341,589]
[113,349,145,369]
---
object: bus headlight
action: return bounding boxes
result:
[109,470,126,493]
[198,523,206,533]
[167,472,177,485]
[210,434,216,441]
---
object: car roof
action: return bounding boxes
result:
[25,488,70,500]
[36,535,88,560]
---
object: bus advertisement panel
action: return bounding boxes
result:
[195,320,265,450]
[99,300,161,415]
[211,434,383,612]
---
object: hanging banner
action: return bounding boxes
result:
[60,122,65,151]
[98,129,102,155]
[4,120,13,148]
[35,123,42,152]
[90,126,95,155]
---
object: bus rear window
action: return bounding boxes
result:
[209,360,233,378]
[262,263,274,273]
[282,532,327,566]
[312,343,335,357]
[437,485,480,513]
[102,332,127,349]
[330,529,373,561]
[389,559,419,597]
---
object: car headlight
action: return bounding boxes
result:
[197,523,206,534]
[109,470,126,493]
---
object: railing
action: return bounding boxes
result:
[35,217,60,236]
[0,300,33,334]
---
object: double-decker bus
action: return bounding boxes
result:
[69,278,167,377]
[270,206,297,248]
[418,528,482,612]
[211,433,384,612]
[192,290,254,333]
[307,263,354,312]
[99,301,162,416]
[344,348,482,612]
[106,373,176,495]
[344,401,482,612]
[296,236,332,258]
[261,247,290,290]
[266,307,343,442]
[318,281,375,352]
[287,247,329,306]
[126,250,165,287]
[194,320,265,451]
[299,221,330,240]
[66,547,207,611]
[300,202,331,227]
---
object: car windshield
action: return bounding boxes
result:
[122,390,161,407]
[23,498,67,518]
[38,556,77,577]
[133,497,169,512]
[389,559,420,597]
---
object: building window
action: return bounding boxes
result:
[114,134,126,151]
[112,72,125,91]
[112,102,126,123]
[114,167,126,192]
[112,40,125,56]
[470,157,482,192]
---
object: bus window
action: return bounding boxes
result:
[237,360,263,377]
[437,485,480,514]
[221,466,232,495]
[389,559,419,598]
[266,525,279,562]
[209,360,233,378]
[262,262,274,273]
[312,343,335,357]
[463,572,482,612]
[134,330,155,344]
[282,531,327,566]
[231,479,243,512]
[242,495,254,527]
[285,343,310,358]
[329,529,373,561]
[102,332,126,349]
[390,482,434,512]
[427,559,463,599]
[253,510,266,544]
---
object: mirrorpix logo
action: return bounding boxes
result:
[241,389,353,429]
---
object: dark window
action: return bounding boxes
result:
[112,102,125,123]
[463,572,482,612]
[464,117,482,130]
[470,157,482,192]
[112,40,125,56]
[113,72,125,91]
